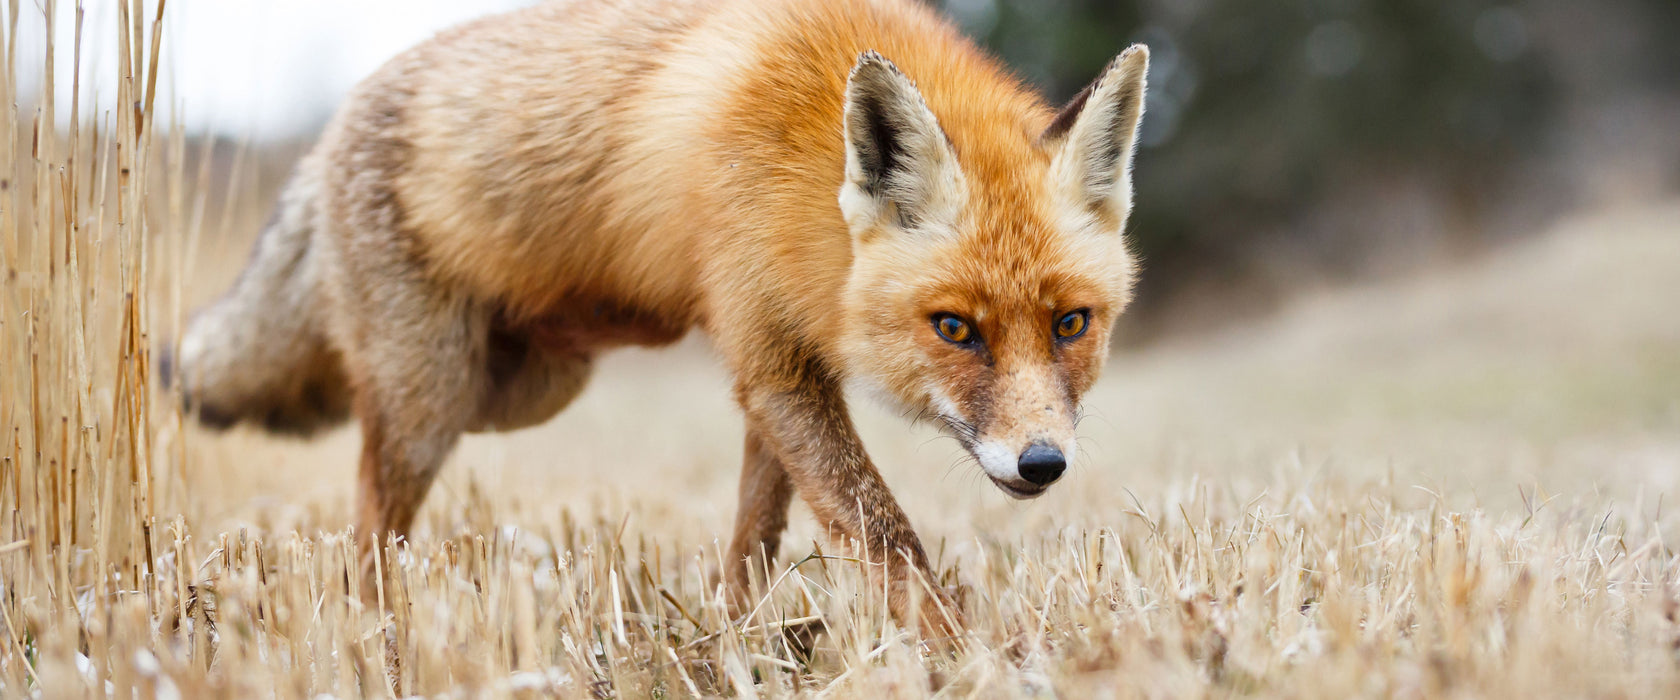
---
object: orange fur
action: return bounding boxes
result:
[175,0,1149,636]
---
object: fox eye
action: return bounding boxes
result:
[932,314,975,344]
[1055,310,1090,340]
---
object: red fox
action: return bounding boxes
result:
[174,0,1147,632]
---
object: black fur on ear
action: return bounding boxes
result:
[1042,82,1093,145]
[849,52,911,197]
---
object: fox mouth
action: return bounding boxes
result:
[988,475,1048,500]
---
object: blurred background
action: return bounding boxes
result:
[4,0,1677,620]
[941,0,1680,338]
[5,4,1679,692]
[7,0,1677,526]
[18,0,1680,342]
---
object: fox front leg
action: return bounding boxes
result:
[732,371,962,637]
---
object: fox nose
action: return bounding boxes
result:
[1017,444,1066,486]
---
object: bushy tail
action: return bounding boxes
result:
[166,166,351,436]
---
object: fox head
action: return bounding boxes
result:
[837,46,1148,499]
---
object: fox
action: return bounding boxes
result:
[173,0,1147,633]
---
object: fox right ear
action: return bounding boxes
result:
[839,51,966,238]
[1044,45,1149,226]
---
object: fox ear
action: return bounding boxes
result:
[839,51,965,236]
[1044,44,1149,223]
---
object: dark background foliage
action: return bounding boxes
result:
[935,0,1680,337]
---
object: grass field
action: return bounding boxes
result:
[5,4,1680,697]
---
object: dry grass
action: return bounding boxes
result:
[5,3,1680,697]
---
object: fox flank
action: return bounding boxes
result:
[173,0,1149,634]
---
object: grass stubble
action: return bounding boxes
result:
[4,2,1680,697]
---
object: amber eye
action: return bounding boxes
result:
[933,314,975,344]
[1056,310,1089,340]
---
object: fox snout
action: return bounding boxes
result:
[958,366,1085,498]
[972,435,1076,499]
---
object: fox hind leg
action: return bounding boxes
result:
[341,292,597,543]
[338,280,485,545]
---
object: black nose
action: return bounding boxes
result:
[1017,444,1066,486]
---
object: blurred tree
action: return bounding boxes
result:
[935,0,1680,336]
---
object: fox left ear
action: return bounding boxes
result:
[1044,44,1149,223]
[840,51,965,237]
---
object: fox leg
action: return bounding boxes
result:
[320,76,501,546]
[734,371,961,636]
[339,285,484,545]
[317,202,486,546]
[725,423,796,611]
[337,287,593,541]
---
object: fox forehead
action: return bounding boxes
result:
[909,189,1132,316]
[915,261,1113,318]
[944,138,1133,297]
